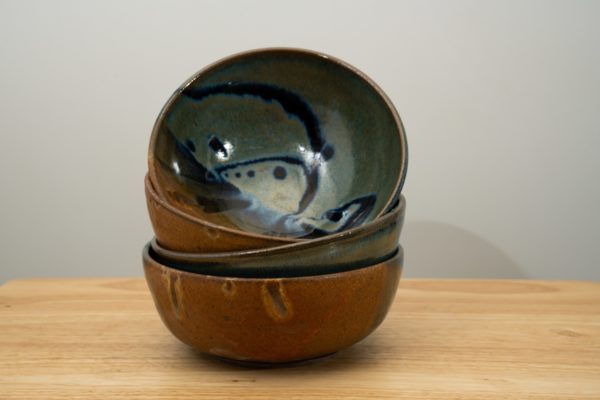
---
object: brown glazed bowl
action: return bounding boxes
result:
[145,174,299,252]
[149,194,405,278]
[143,244,403,364]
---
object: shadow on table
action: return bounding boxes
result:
[185,335,404,373]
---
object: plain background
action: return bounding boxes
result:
[0,0,599,284]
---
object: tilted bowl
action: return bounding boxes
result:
[148,48,408,239]
[150,194,405,278]
[143,244,403,364]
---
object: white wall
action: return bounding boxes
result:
[1,0,599,283]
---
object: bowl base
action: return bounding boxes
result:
[210,352,337,369]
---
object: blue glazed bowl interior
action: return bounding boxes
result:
[149,49,407,238]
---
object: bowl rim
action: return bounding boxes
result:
[150,193,405,262]
[148,47,408,238]
[144,242,403,280]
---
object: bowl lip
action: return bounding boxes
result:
[150,193,405,262]
[145,173,299,244]
[143,242,403,281]
[147,47,408,237]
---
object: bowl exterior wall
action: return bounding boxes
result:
[143,248,402,363]
[150,199,405,277]
[146,174,295,252]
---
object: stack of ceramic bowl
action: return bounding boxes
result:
[143,48,408,365]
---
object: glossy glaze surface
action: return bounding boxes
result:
[149,48,407,239]
[143,244,403,363]
[150,195,405,278]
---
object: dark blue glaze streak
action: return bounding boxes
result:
[182,82,332,213]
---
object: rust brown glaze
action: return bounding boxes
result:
[145,174,298,252]
[143,244,403,364]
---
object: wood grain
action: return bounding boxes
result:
[1,278,599,399]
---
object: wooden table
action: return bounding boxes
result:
[1,278,599,399]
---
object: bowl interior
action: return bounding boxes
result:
[150,48,407,239]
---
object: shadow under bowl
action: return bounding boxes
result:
[148,47,408,240]
[143,244,403,364]
[150,195,405,278]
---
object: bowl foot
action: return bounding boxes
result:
[210,352,337,369]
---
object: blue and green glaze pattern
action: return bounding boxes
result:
[151,49,406,238]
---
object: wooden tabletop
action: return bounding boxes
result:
[1,278,599,399]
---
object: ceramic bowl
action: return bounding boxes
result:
[148,48,408,239]
[143,243,403,364]
[150,194,405,278]
[145,174,298,252]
